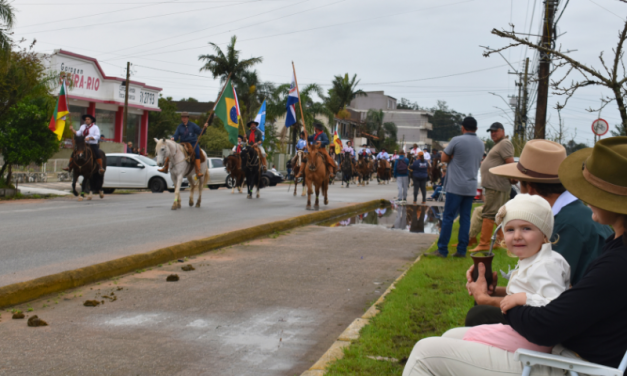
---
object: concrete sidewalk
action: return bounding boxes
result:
[0,224,436,376]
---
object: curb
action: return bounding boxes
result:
[300,254,425,375]
[0,199,386,309]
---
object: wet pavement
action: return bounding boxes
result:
[0,224,437,376]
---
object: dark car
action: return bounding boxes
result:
[262,170,284,187]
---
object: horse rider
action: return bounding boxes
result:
[308,121,337,175]
[409,143,420,158]
[246,120,268,171]
[422,147,432,161]
[342,140,355,161]
[64,114,105,174]
[158,112,205,177]
[232,135,245,154]
[296,131,308,153]
[377,148,390,161]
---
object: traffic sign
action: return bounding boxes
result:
[592,119,609,136]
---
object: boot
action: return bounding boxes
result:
[63,157,73,172]
[194,159,203,178]
[158,157,170,173]
[470,218,495,253]
[452,237,478,248]
[96,159,105,174]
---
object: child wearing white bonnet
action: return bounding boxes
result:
[462,194,571,353]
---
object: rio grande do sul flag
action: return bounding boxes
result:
[333,124,342,154]
[48,81,69,141]
[215,79,241,145]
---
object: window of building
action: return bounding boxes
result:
[95,109,116,141]
[126,113,142,147]
[68,105,87,131]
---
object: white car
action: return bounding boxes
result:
[102,153,187,193]
[206,157,232,190]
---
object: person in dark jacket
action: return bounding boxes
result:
[158,112,205,177]
[307,121,336,175]
[402,137,627,376]
[410,151,430,204]
[393,150,410,204]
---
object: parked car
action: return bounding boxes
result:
[475,157,520,200]
[102,153,188,193]
[206,157,231,190]
[263,169,284,187]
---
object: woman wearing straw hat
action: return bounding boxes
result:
[402,136,627,376]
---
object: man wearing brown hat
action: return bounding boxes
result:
[464,139,613,326]
[471,122,515,251]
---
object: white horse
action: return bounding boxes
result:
[154,138,209,210]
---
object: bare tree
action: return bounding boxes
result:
[483,5,627,135]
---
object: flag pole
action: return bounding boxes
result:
[292,61,308,140]
[192,73,233,152]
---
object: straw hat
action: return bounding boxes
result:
[489,139,566,183]
[558,136,627,215]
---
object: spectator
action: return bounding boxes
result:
[410,151,430,204]
[426,117,484,258]
[270,164,277,173]
[127,141,134,153]
[403,137,627,376]
[466,139,613,326]
[471,122,515,252]
[394,150,410,204]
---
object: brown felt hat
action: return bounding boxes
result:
[558,136,627,215]
[489,139,565,184]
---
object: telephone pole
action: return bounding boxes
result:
[123,61,131,143]
[534,0,558,139]
[522,57,529,138]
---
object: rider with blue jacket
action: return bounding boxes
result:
[158,112,205,177]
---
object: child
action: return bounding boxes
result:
[462,194,571,353]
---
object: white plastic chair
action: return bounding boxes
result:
[516,348,627,376]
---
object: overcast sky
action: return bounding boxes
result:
[11,0,627,144]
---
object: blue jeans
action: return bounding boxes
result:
[437,192,474,256]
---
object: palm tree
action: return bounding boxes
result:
[364,109,397,149]
[0,0,15,54]
[234,69,275,122]
[198,35,263,83]
[326,73,367,113]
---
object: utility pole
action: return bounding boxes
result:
[534,0,558,139]
[123,61,131,143]
[522,57,529,138]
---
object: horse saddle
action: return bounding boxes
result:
[180,142,206,164]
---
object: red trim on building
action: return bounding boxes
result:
[58,50,162,91]
[87,102,96,117]
[67,94,162,112]
[140,110,149,154]
[114,107,124,143]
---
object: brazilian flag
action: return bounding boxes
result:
[215,79,241,145]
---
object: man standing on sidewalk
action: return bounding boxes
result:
[471,122,515,252]
[394,150,410,204]
[426,117,484,258]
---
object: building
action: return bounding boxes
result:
[349,91,433,148]
[46,50,162,153]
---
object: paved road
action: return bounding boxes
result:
[0,183,398,287]
[0,225,436,376]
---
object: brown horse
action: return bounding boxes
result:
[70,135,106,201]
[291,150,307,197]
[224,154,245,194]
[357,155,371,186]
[430,158,442,186]
[304,144,329,210]
[377,159,392,184]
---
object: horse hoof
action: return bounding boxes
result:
[247,195,252,199]
[99,191,104,199]
[78,197,83,202]
[324,199,329,205]
[87,196,92,201]
[306,206,312,210]
[189,201,193,207]
[314,205,320,210]
[195,203,201,208]
[171,205,177,210]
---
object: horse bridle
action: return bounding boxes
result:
[73,144,93,171]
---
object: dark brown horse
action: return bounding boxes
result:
[357,154,371,186]
[305,144,329,210]
[340,152,354,188]
[71,135,106,200]
[376,159,392,184]
[224,154,245,194]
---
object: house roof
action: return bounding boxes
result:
[174,101,214,114]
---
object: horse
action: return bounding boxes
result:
[357,154,371,186]
[241,145,263,199]
[304,143,329,210]
[154,138,209,210]
[291,150,307,197]
[430,158,442,186]
[340,152,354,188]
[224,154,245,194]
[377,159,392,184]
[70,135,107,201]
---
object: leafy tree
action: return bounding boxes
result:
[179,97,199,103]
[483,138,495,152]
[326,73,366,114]
[148,96,180,154]
[234,69,275,123]
[427,101,465,141]
[563,140,589,155]
[0,0,14,54]
[199,117,232,152]
[0,100,58,184]
[397,98,423,110]
[198,35,263,84]
[364,109,398,150]
[611,124,627,136]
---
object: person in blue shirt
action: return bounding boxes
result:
[307,121,336,175]
[296,131,308,152]
[159,112,205,177]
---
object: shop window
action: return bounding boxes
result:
[126,113,142,147]
[95,109,116,142]
[68,105,86,131]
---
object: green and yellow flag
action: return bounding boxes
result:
[48,80,69,141]
[215,79,241,145]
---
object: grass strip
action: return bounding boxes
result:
[325,211,517,376]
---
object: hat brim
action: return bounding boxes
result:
[489,163,561,184]
[558,148,627,215]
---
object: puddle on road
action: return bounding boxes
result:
[319,202,444,234]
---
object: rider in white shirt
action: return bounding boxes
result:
[65,114,105,174]
[409,144,420,158]
[422,148,431,161]
[377,149,390,161]
[343,140,355,158]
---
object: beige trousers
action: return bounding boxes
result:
[470,206,484,239]
[402,328,563,376]
[482,188,510,220]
